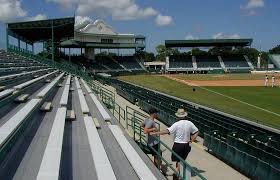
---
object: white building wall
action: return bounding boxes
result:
[75,34,135,44]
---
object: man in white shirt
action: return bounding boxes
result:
[272,75,275,88]
[265,75,269,87]
[151,108,199,177]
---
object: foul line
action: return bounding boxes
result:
[165,76,280,118]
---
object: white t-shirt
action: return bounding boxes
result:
[167,120,198,144]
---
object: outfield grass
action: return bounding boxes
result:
[118,75,280,129]
[173,73,280,81]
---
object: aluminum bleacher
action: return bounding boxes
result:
[80,79,111,120]
[37,73,64,98]
[0,98,41,147]
[36,107,67,180]
[76,77,90,114]
[109,125,157,180]
[14,71,58,90]
[0,51,165,180]
[60,75,71,106]
[0,68,51,81]
[84,116,117,180]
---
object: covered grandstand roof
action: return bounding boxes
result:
[165,39,253,48]
[7,17,75,42]
[59,39,145,49]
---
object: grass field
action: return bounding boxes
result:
[118,74,280,129]
[172,73,280,81]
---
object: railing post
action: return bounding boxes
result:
[126,106,128,129]
[133,115,136,140]
[118,105,120,123]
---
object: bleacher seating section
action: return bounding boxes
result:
[116,56,144,70]
[96,55,124,70]
[166,55,253,72]
[169,55,193,69]
[0,50,164,180]
[222,55,250,69]
[103,77,280,180]
[196,56,222,68]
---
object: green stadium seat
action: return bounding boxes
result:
[269,165,280,180]
[254,160,271,180]
[203,133,211,149]
[243,153,258,177]
[225,144,236,164]
[218,141,228,160]
[233,148,245,171]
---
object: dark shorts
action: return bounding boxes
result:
[171,143,191,162]
[148,143,162,156]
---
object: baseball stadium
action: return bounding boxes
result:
[0,1,279,180]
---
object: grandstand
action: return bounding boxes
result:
[165,39,254,73]
[2,16,280,180]
[1,17,209,180]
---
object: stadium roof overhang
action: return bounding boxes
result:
[165,39,253,48]
[59,39,145,49]
[7,17,75,43]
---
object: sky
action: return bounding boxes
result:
[0,0,279,53]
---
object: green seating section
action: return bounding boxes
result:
[204,133,280,180]
[196,56,221,68]
[169,55,193,69]
[223,55,250,69]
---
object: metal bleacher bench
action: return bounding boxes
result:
[0,89,14,100]
[77,89,89,114]
[36,73,64,98]
[80,79,111,121]
[0,69,50,81]
[89,93,111,121]
[14,70,58,90]
[0,98,41,147]
[36,107,67,180]
[59,76,71,106]
[109,125,157,180]
[76,78,89,114]
[84,116,116,180]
